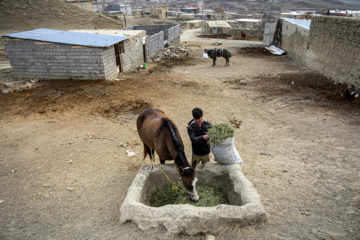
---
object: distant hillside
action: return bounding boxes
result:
[0,0,122,33]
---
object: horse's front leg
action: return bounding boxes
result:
[212,57,216,66]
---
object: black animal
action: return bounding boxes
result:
[204,48,231,66]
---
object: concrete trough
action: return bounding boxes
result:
[120,163,267,235]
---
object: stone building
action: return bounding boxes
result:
[205,21,232,34]
[2,28,146,80]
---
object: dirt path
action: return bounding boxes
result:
[0,30,359,240]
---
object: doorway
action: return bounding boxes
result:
[114,42,124,73]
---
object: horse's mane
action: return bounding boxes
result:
[159,118,193,175]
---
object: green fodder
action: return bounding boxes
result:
[149,182,229,207]
[207,122,235,145]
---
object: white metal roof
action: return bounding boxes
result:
[235,18,262,22]
[280,18,311,30]
[2,28,129,47]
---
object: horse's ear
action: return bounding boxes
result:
[192,161,197,170]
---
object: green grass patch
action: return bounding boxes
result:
[149,182,229,207]
[207,122,235,145]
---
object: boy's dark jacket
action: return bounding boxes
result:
[187,119,212,156]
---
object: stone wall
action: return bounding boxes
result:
[279,19,309,65]
[2,38,115,80]
[162,24,180,44]
[228,29,264,39]
[277,16,360,89]
[103,46,118,80]
[128,24,181,59]
[305,16,360,89]
[122,36,145,72]
[146,31,164,58]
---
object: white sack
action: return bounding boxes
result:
[210,137,243,165]
[202,52,209,59]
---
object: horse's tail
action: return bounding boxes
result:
[225,49,231,58]
[143,144,148,160]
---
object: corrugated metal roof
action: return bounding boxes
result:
[2,28,129,47]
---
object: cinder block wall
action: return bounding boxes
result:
[2,38,116,80]
[102,46,118,80]
[125,24,181,59]
[164,24,181,46]
[305,16,360,89]
[122,36,145,72]
[146,31,164,58]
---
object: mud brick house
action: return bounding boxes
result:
[2,28,146,80]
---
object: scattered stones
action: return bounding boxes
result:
[147,46,189,63]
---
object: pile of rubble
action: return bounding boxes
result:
[0,79,39,94]
[147,46,189,63]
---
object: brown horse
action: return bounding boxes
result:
[137,108,199,201]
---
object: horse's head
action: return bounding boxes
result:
[179,161,199,202]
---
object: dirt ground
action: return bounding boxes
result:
[0,29,359,240]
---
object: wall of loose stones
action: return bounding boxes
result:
[305,16,360,89]
[3,38,111,80]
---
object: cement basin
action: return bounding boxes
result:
[120,163,267,235]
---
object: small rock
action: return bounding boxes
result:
[206,235,216,240]
[10,170,16,173]
[68,160,73,163]
[66,187,74,191]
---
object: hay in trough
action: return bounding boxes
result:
[149,182,229,207]
[207,122,235,145]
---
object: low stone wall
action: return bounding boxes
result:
[228,29,264,39]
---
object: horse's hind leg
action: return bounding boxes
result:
[144,144,155,169]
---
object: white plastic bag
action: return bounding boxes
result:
[202,52,208,59]
[210,137,243,165]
